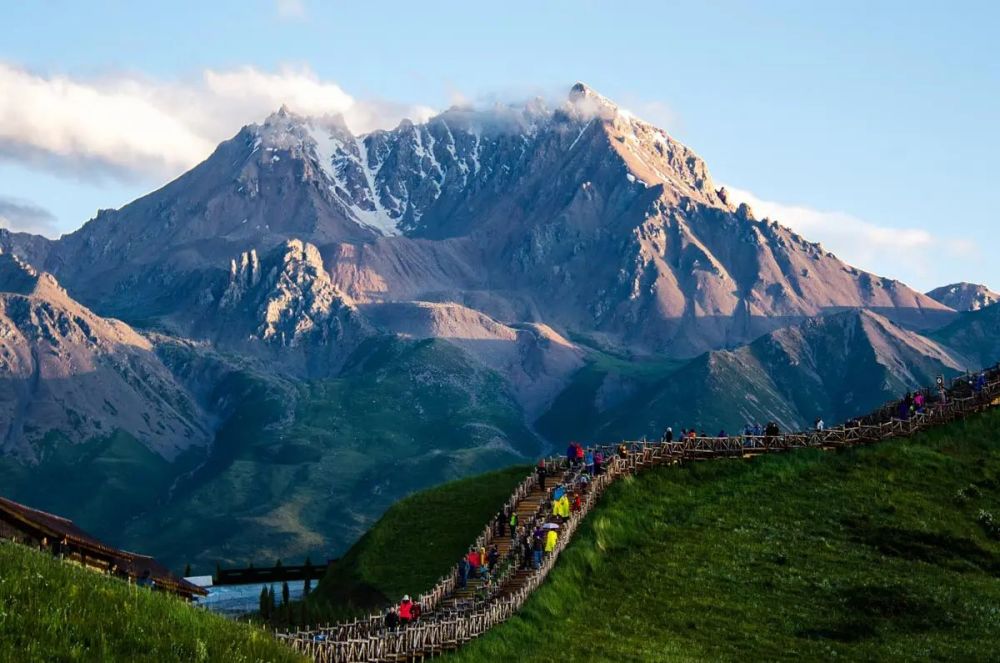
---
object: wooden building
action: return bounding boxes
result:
[0,495,207,600]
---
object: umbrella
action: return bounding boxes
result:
[542,523,561,530]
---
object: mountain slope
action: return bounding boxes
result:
[927,282,999,312]
[0,251,210,460]
[118,336,541,568]
[541,309,967,440]
[931,304,1000,370]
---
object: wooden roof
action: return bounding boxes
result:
[0,495,207,597]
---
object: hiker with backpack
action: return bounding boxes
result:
[509,511,519,540]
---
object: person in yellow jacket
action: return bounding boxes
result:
[557,494,570,520]
[544,528,558,553]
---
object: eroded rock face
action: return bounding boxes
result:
[0,253,210,460]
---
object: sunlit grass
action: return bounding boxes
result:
[0,543,304,662]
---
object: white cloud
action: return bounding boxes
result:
[0,62,435,182]
[275,0,306,19]
[723,185,979,289]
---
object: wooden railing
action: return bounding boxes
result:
[277,365,1000,662]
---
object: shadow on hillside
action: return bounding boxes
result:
[796,583,946,643]
[843,516,1000,576]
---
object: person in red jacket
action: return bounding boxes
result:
[398,595,413,624]
[467,549,481,574]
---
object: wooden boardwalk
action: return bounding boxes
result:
[277,366,1000,662]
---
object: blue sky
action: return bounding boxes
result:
[0,0,996,291]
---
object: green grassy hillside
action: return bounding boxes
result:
[307,465,530,620]
[0,542,303,663]
[449,408,1000,661]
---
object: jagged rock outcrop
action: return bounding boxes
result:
[926,282,998,312]
[209,239,370,374]
[0,252,210,460]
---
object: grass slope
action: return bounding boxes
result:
[449,409,1000,661]
[0,542,303,663]
[308,465,530,620]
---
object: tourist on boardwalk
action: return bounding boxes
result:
[662,427,673,443]
[575,443,585,467]
[509,511,518,540]
[914,391,926,413]
[495,510,506,538]
[566,442,577,465]
[975,372,987,393]
[572,493,582,513]
[532,534,544,569]
[557,493,571,522]
[458,555,470,589]
[488,544,499,571]
[544,528,558,555]
[577,472,591,492]
[411,602,422,622]
[618,443,628,459]
[594,450,604,476]
[814,417,825,432]
[537,459,547,490]
[520,532,533,570]
[467,548,480,575]
[384,608,399,631]
[585,450,595,475]
[398,595,413,624]
[478,546,487,578]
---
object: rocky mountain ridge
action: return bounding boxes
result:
[926,282,998,312]
[0,251,210,460]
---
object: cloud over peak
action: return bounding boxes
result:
[0,62,434,183]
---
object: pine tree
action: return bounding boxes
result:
[214,562,222,583]
[281,580,290,607]
[183,563,191,577]
[259,586,269,619]
[303,556,313,597]
[269,584,277,614]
